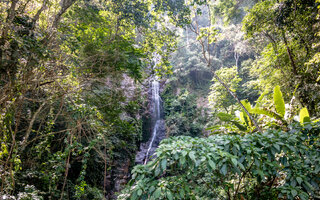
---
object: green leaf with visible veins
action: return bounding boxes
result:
[221,164,227,175]
[189,151,196,162]
[300,108,311,123]
[153,188,161,199]
[208,159,216,170]
[161,159,167,170]
[273,85,285,117]
[231,158,237,166]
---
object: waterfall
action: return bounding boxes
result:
[144,81,161,164]
[135,80,166,165]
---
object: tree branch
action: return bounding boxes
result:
[21,101,46,151]
[196,4,262,133]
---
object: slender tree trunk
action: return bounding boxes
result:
[213,72,262,133]
[60,131,74,200]
[263,31,278,53]
[189,6,262,133]
[21,101,46,151]
[0,0,18,70]
[53,0,77,28]
[31,0,48,29]
[281,30,297,75]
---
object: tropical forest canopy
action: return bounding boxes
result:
[0,0,319,199]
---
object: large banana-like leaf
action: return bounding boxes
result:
[217,112,235,122]
[241,99,252,112]
[240,100,253,127]
[251,108,283,121]
[217,112,247,131]
[299,108,311,123]
[255,90,268,108]
[240,111,252,127]
[230,120,247,131]
[239,112,245,125]
[273,85,285,117]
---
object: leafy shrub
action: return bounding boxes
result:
[163,87,208,137]
[210,85,318,134]
[119,122,320,200]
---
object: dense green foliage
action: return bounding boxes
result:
[0,0,181,198]
[208,66,242,113]
[1,0,320,199]
[119,0,320,199]
[163,86,208,137]
[243,0,320,116]
[211,85,295,133]
[119,122,320,200]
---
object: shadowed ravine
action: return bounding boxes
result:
[135,80,166,164]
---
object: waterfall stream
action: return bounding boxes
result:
[144,81,160,164]
[135,80,165,164]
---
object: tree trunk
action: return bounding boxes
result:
[212,72,263,133]
[190,7,262,133]
[281,30,297,75]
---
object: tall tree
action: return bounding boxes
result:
[243,0,320,116]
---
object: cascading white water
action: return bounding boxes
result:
[144,80,161,164]
[135,53,166,165]
[153,80,161,120]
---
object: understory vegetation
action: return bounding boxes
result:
[119,122,320,200]
[1,0,320,199]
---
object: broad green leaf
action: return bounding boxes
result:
[241,99,252,112]
[208,159,216,170]
[254,159,260,167]
[303,181,313,192]
[251,108,282,120]
[255,90,268,107]
[137,189,142,196]
[217,112,235,122]
[299,108,311,123]
[221,164,227,175]
[189,151,196,162]
[291,189,297,197]
[257,170,264,179]
[239,101,253,126]
[230,120,247,131]
[180,156,186,165]
[273,85,285,117]
[161,159,167,170]
[180,189,185,198]
[239,112,249,126]
[130,191,137,200]
[166,191,173,200]
[291,179,297,187]
[273,144,280,151]
[154,165,161,176]
[238,162,245,170]
[153,188,161,199]
[182,151,188,157]
[298,192,309,200]
[149,186,155,193]
[231,158,237,166]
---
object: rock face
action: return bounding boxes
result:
[135,119,166,164]
[106,79,166,199]
[106,158,131,200]
[135,80,166,164]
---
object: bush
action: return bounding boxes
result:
[119,122,320,200]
